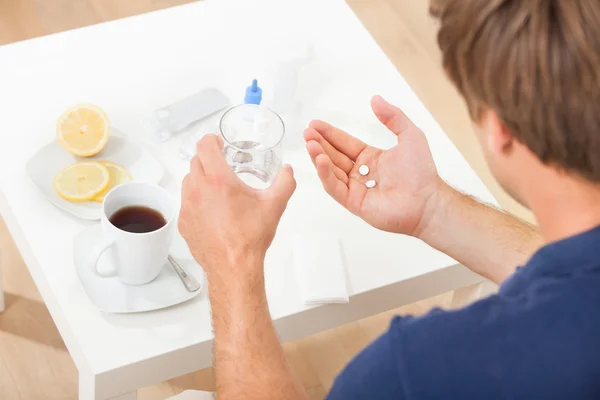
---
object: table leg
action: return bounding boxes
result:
[79,372,137,400]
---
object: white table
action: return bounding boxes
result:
[0,0,496,398]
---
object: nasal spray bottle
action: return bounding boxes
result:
[241,42,314,153]
[244,79,263,105]
[245,44,315,150]
[243,79,271,148]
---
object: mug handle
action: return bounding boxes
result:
[87,235,118,278]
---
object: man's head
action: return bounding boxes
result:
[431,0,600,206]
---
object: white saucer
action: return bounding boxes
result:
[26,127,165,220]
[74,224,204,313]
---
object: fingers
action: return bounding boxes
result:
[181,174,192,201]
[180,173,199,216]
[266,164,297,212]
[184,150,205,199]
[371,95,415,137]
[304,128,354,174]
[190,155,204,177]
[306,140,349,184]
[308,120,367,161]
[216,135,224,148]
[196,134,231,177]
[315,154,349,206]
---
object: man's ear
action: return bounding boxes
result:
[484,111,513,155]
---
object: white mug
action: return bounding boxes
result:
[87,182,176,285]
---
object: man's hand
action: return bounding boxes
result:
[178,134,306,400]
[306,95,541,283]
[179,134,296,283]
[304,95,442,235]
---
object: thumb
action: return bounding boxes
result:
[371,95,414,138]
[266,164,297,208]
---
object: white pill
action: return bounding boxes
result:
[365,180,377,189]
[359,165,370,176]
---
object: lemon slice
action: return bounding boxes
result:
[57,104,110,157]
[54,162,110,202]
[92,161,132,202]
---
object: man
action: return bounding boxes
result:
[178,0,600,398]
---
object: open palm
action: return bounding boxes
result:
[304,96,442,235]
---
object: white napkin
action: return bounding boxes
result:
[292,234,349,305]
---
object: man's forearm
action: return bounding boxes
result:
[416,182,542,284]
[208,260,308,400]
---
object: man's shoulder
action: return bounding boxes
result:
[328,274,600,399]
[394,275,600,399]
[396,267,600,344]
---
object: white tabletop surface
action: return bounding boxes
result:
[0,0,495,379]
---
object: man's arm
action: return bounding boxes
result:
[416,182,542,284]
[208,261,308,400]
[178,135,307,400]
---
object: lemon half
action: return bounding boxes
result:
[57,104,110,157]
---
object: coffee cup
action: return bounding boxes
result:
[87,182,176,285]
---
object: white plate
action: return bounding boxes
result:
[74,224,204,313]
[26,127,165,220]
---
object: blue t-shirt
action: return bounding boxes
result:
[327,226,600,399]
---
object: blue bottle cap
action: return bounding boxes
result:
[244,79,263,105]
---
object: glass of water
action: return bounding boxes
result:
[220,104,285,189]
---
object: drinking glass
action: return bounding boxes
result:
[220,104,285,189]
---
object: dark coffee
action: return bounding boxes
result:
[109,206,166,233]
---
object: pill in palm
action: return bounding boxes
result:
[359,165,370,176]
[366,180,377,189]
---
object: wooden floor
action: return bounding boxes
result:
[0,1,519,399]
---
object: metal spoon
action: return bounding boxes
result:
[168,255,202,292]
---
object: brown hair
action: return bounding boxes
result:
[431,0,600,181]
